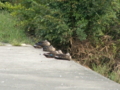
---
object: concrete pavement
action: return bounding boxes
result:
[0,45,120,90]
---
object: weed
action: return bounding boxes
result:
[109,70,120,83]
[92,64,120,83]
[0,11,33,45]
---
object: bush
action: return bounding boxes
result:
[1,0,120,45]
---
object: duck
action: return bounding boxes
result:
[43,51,59,58]
[54,52,71,61]
[33,40,50,48]
[43,45,56,52]
[43,50,63,58]
[33,44,42,48]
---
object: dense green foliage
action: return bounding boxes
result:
[0,0,22,4]
[1,0,120,44]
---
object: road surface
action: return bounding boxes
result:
[0,45,120,90]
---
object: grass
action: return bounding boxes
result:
[109,70,120,83]
[92,64,120,84]
[0,11,33,46]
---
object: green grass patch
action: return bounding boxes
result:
[109,70,120,83]
[0,11,33,46]
[92,64,120,84]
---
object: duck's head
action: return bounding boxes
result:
[33,44,42,48]
[44,40,49,42]
[47,42,50,46]
[66,53,71,60]
[49,45,56,51]
[44,40,50,46]
[66,53,70,56]
[58,50,63,54]
[55,51,59,54]
[69,55,72,60]
[33,44,37,47]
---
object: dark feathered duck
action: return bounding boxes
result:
[54,53,71,61]
[33,45,42,48]
[43,50,63,58]
[43,51,59,58]
[43,45,56,52]
[33,40,50,48]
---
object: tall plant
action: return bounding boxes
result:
[1,0,120,45]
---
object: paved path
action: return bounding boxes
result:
[0,45,120,90]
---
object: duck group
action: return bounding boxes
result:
[33,40,71,61]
